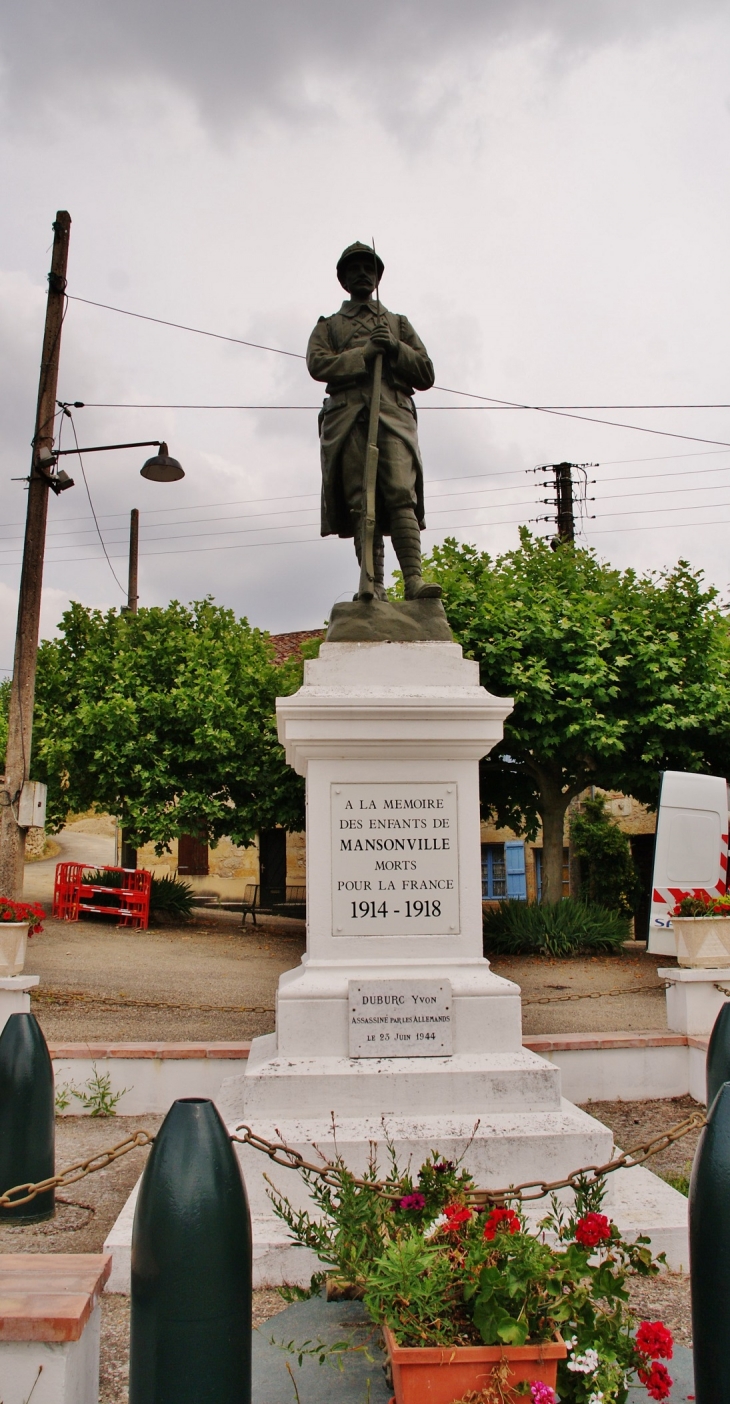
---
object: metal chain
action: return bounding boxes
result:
[0,1106,704,1215]
[232,1110,706,1206]
[33,987,274,1015]
[522,981,662,1008]
[33,982,665,1018]
[0,1130,154,1210]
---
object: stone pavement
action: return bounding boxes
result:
[254,1296,694,1403]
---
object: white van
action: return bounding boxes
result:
[648,770,729,956]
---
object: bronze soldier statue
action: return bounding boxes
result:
[307,243,441,601]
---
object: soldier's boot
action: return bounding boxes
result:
[353,527,388,601]
[390,508,442,600]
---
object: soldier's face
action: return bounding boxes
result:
[342,256,379,300]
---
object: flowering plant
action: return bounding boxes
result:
[0,897,44,934]
[269,1146,673,1403]
[672,891,730,917]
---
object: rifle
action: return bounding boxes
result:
[358,351,382,600]
[358,240,384,602]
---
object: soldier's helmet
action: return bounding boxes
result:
[336,242,384,289]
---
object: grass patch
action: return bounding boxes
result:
[483,898,630,957]
[661,1166,691,1197]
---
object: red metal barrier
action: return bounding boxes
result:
[52,864,151,930]
[52,862,85,921]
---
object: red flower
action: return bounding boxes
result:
[0,898,44,935]
[574,1212,612,1248]
[636,1321,673,1360]
[398,1193,426,1212]
[443,1203,473,1231]
[483,1207,521,1241]
[638,1361,673,1400]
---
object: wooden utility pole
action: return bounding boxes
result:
[0,212,71,899]
[127,509,139,612]
[554,461,575,543]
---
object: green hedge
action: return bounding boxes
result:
[483,898,630,957]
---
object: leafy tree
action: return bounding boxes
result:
[569,794,641,916]
[421,532,730,901]
[32,598,305,850]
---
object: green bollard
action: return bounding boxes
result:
[689,1079,730,1402]
[0,1012,55,1222]
[706,999,730,1108]
[129,1097,252,1404]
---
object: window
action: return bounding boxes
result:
[177,832,209,876]
[534,847,570,901]
[482,842,527,900]
[482,844,506,899]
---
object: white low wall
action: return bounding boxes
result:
[525,1033,708,1105]
[50,1042,251,1116]
[49,1033,710,1116]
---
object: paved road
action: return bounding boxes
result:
[24,822,115,904]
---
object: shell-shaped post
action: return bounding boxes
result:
[0,1011,55,1222]
[706,1000,730,1109]
[129,1097,252,1404]
[690,1079,730,1401]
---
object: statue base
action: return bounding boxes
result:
[326,598,452,643]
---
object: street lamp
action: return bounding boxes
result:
[48,437,185,483]
[0,209,187,898]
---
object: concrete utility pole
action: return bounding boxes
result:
[127,509,139,613]
[0,212,71,899]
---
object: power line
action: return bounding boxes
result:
[67,294,730,449]
[4,467,730,556]
[0,482,544,547]
[75,399,730,411]
[588,518,730,536]
[6,451,730,541]
[67,296,306,360]
[0,468,539,535]
[66,414,126,595]
[0,497,545,559]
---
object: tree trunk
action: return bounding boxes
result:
[539,787,571,904]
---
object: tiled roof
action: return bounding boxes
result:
[268,629,324,665]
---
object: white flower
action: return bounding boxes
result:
[423,1213,448,1240]
[567,1348,599,1375]
[587,1394,604,1404]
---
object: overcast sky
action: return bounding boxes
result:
[2,0,730,672]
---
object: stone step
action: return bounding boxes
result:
[221,1035,564,1121]
[229,1103,613,1221]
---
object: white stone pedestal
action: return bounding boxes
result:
[219,642,629,1282]
[659,966,730,1035]
[0,976,39,1037]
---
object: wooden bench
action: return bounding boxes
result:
[0,1253,111,1404]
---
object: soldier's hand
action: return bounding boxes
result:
[364,326,398,363]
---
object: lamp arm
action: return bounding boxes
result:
[53,440,162,456]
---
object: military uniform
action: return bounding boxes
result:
[307,245,437,598]
[307,298,434,540]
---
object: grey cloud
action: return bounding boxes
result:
[1,0,725,128]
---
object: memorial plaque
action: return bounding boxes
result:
[331,782,460,936]
[349,979,453,1057]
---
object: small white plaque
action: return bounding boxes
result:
[348,979,453,1057]
[331,782,459,936]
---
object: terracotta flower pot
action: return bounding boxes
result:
[383,1322,566,1404]
[0,922,29,977]
[673,915,730,968]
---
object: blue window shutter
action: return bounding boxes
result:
[505,841,527,900]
